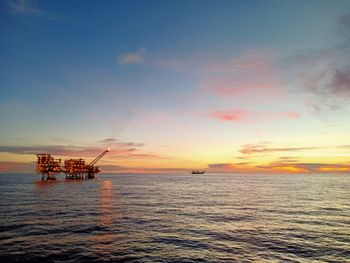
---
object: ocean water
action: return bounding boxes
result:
[0,173,349,262]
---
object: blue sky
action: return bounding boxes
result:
[1,0,350,173]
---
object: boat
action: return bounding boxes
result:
[191,170,205,174]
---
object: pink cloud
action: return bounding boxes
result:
[205,51,275,73]
[207,78,281,96]
[202,50,285,99]
[208,109,300,123]
[210,110,248,121]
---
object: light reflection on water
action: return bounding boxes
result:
[100,180,114,226]
[0,173,349,262]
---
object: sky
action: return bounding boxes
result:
[1,0,350,174]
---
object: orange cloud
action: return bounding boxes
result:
[207,161,350,174]
[239,142,318,155]
[257,162,350,173]
[239,142,350,155]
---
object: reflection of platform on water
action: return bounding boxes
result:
[89,179,118,255]
[100,180,113,226]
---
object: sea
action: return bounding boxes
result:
[0,173,349,262]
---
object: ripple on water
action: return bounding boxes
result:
[0,173,349,262]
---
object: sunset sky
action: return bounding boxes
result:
[1,0,350,174]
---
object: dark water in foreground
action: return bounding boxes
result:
[0,173,349,262]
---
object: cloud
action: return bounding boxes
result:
[0,138,172,163]
[202,50,285,101]
[208,109,300,123]
[207,163,235,169]
[7,0,42,16]
[118,47,146,65]
[331,69,350,96]
[0,145,130,159]
[339,12,350,32]
[6,0,69,20]
[278,157,299,163]
[239,142,319,155]
[302,66,350,99]
[0,145,81,155]
[256,162,350,173]
[292,12,350,111]
[109,152,171,160]
[207,78,281,97]
[98,138,144,147]
[209,110,248,121]
[207,162,263,173]
[238,142,350,157]
[207,160,350,173]
[205,51,275,73]
[98,138,118,144]
[0,138,160,159]
[337,145,350,149]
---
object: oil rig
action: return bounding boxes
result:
[36,147,110,180]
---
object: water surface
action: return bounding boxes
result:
[0,173,349,262]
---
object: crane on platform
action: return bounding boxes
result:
[89,146,110,166]
[86,147,111,179]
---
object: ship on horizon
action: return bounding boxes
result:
[191,170,205,174]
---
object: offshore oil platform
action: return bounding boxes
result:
[36,147,110,180]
